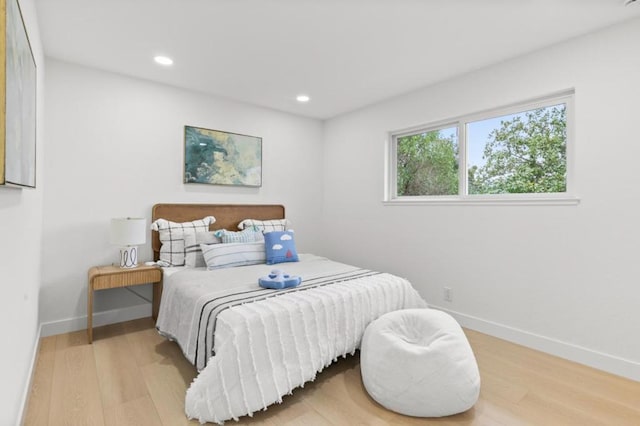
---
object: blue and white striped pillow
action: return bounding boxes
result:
[216,227,264,244]
[238,218,289,232]
[201,241,266,270]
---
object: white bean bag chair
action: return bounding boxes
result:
[360,308,480,417]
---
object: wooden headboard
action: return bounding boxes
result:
[151,203,285,261]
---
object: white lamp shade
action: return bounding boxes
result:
[110,217,147,246]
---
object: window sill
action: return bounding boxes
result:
[383,196,580,206]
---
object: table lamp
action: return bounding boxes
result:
[110,217,146,268]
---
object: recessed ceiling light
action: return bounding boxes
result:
[154,55,173,66]
[296,94,310,103]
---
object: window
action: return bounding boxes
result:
[387,92,575,204]
[396,125,458,196]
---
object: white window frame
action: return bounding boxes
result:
[384,90,579,206]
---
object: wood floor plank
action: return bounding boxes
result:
[25,318,640,426]
[516,384,640,426]
[55,329,89,350]
[304,355,396,425]
[476,345,640,424]
[469,329,640,425]
[23,336,56,426]
[232,391,322,426]
[457,398,528,426]
[475,371,529,405]
[466,328,640,409]
[278,408,333,426]
[93,331,150,408]
[48,342,105,426]
[103,395,163,426]
[139,342,198,426]
[123,319,167,367]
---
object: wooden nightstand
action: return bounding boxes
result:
[87,264,163,343]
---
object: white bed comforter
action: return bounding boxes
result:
[156,254,427,424]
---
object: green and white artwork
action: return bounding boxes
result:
[184,125,262,187]
[3,0,37,187]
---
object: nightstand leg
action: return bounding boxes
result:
[152,277,163,321]
[87,285,93,344]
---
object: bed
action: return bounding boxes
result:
[151,203,427,424]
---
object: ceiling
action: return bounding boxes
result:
[35,0,640,120]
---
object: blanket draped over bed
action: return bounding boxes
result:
[156,254,427,424]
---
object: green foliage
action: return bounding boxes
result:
[397,130,458,196]
[396,106,566,197]
[470,106,566,194]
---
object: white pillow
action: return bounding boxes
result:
[201,241,266,270]
[184,231,221,268]
[237,218,289,232]
[151,216,215,266]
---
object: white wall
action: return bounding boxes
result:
[0,0,45,423]
[322,18,640,380]
[41,60,324,333]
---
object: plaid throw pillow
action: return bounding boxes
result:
[151,216,215,266]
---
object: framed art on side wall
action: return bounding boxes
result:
[1,0,37,188]
[184,125,262,187]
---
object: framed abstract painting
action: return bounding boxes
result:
[184,125,262,187]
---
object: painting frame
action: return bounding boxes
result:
[184,125,262,188]
[1,0,37,188]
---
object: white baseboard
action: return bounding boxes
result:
[432,305,640,382]
[18,324,41,426]
[40,303,152,337]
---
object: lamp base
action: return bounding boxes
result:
[119,246,138,268]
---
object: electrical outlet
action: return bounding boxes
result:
[443,287,453,302]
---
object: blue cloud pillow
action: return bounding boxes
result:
[264,230,299,265]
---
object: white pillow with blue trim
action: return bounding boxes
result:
[184,231,221,268]
[201,241,266,270]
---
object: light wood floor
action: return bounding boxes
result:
[24,317,640,425]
